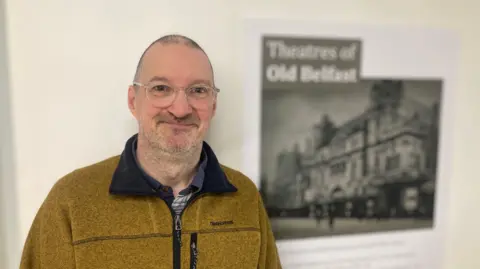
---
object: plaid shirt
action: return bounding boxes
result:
[171,189,194,215]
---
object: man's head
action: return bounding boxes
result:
[128,35,217,156]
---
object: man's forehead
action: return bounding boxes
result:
[139,43,213,82]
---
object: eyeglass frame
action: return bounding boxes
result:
[132,80,220,108]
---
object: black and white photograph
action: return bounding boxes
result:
[259,78,442,240]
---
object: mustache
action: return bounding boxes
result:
[155,114,199,126]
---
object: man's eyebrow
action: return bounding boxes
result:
[189,79,213,86]
[148,76,213,86]
[148,76,170,83]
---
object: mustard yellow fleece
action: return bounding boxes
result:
[19,155,282,269]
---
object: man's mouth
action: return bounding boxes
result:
[162,122,197,129]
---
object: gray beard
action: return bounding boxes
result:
[136,131,202,183]
[139,125,201,161]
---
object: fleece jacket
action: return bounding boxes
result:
[19,136,282,269]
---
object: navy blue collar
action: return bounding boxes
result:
[131,136,207,193]
[109,134,238,196]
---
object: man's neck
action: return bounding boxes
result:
[136,139,202,195]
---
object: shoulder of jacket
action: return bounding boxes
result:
[48,155,121,198]
[220,164,259,195]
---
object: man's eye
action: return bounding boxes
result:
[191,87,208,93]
[151,85,170,92]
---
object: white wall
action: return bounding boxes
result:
[3,0,480,268]
[1,0,20,268]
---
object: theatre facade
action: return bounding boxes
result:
[263,80,439,220]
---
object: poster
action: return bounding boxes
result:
[242,19,457,269]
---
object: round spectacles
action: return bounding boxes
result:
[133,81,220,109]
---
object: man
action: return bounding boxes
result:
[20,34,282,269]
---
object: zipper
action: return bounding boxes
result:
[171,208,181,269]
[171,192,208,269]
[174,214,182,247]
[190,233,198,269]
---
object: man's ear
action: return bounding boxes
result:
[128,85,138,119]
[211,98,217,118]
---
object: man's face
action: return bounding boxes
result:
[128,43,216,154]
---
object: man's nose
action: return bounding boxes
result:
[167,91,193,118]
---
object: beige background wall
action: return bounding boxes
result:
[1,0,20,268]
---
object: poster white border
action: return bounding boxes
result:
[242,18,458,268]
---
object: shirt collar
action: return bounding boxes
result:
[109,134,237,196]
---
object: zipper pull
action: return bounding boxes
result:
[175,214,182,247]
[191,242,198,256]
[175,214,182,231]
[190,233,198,269]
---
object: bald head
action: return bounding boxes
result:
[133,34,214,83]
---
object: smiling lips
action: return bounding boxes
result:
[162,122,197,130]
